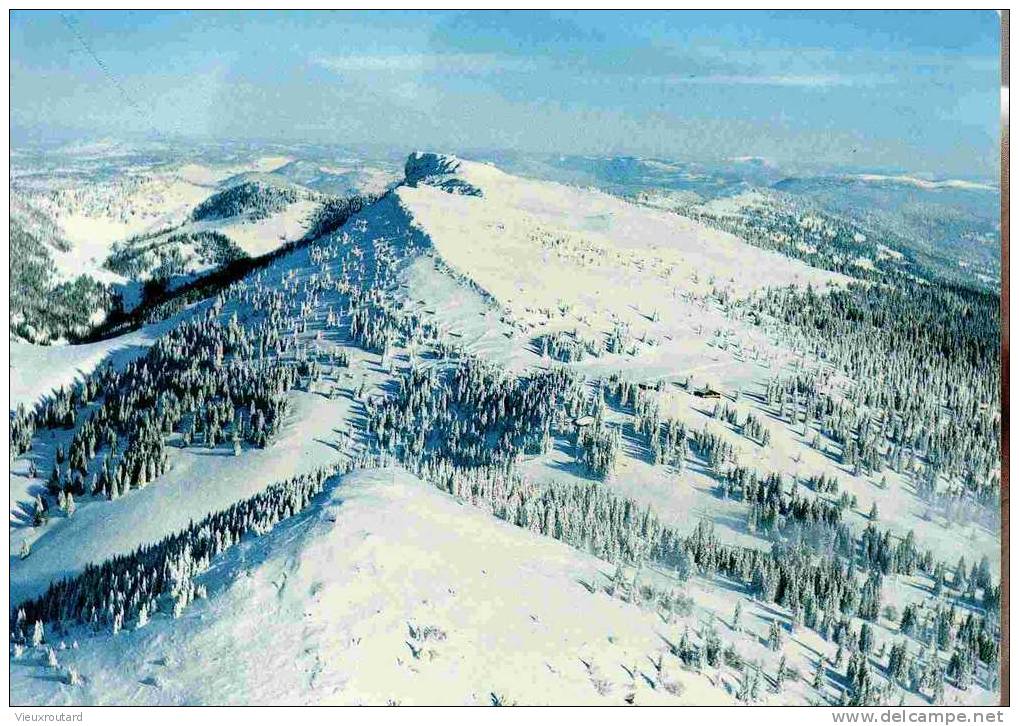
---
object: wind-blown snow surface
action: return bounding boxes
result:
[11,468,732,706]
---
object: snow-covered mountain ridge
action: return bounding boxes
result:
[11,468,735,706]
[9,149,1002,707]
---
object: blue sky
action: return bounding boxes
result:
[10,10,1002,179]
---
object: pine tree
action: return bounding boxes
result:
[900,604,918,636]
[858,622,874,655]
[750,665,761,701]
[768,620,783,651]
[954,556,968,590]
[812,658,826,692]
[32,496,47,527]
[888,641,909,684]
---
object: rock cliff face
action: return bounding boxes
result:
[404,152,482,197]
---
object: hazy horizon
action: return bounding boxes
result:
[11,10,1003,181]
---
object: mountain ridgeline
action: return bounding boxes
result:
[8,149,1002,706]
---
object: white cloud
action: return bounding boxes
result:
[313,53,533,74]
[853,173,998,191]
[574,69,881,90]
[661,73,854,88]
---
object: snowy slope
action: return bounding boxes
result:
[378,156,998,567]
[394,154,846,387]
[190,198,320,258]
[9,309,207,523]
[10,315,186,412]
[8,151,1000,708]
[9,225,387,597]
[11,468,734,706]
[402,154,842,299]
[13,155,321,288]
[31,175,211,285]
[261,159,400,197]
[10,390,358,605]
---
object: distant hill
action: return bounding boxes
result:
[268,159,400,197]
[10,197,116,343]
[773,174,1000,282]
[192,179,312,222]
[492,153,1000,288]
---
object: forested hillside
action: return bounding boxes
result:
[190,180,308,222]
[10,198,119,343]
[9,150,1001,707]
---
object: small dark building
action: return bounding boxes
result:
[693,387,722,399]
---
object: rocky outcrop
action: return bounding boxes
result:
[404,152,482,197]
